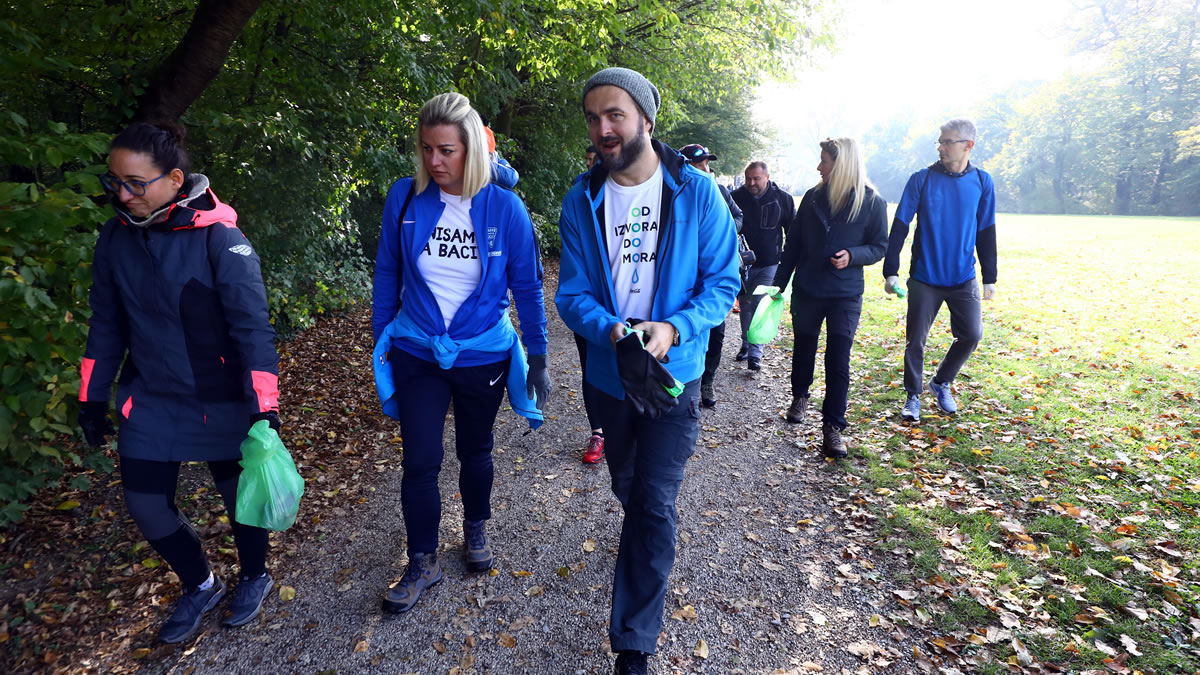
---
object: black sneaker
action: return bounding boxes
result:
[223,572,273,627]
[700,381,716,408]
[822,423,848,459]
[614,650,649,675]
[159,576,226,644]
[786,396,808,423]
[735,346,749,362]
[463,519,494,572]
[382,552,442,614]
[747,356,761,371]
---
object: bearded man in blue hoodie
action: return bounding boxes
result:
[555,67,740,675]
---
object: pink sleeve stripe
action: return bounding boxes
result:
[251,371,279,412]
[79,358,96,402]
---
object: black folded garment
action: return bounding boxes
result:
[615,330,681,419]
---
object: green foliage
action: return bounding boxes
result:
[0,114,114,525]
[0,0,835,522]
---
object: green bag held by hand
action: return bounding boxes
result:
[747,287,786,344]
[235,420,305,531]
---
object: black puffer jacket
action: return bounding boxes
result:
[731,181,795,267]
[773,185,888,299]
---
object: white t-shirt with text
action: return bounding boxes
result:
[418,190,482,330]
[604,164,663,321]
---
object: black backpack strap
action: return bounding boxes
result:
[395,182,415,300]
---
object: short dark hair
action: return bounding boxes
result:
[585,145,598,155]
[111,121,191,175]
[745,160,768,173]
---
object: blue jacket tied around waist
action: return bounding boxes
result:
[371,177,547,428]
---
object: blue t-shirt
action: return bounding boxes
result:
[894,164,996,287]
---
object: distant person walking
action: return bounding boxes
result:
[679,143,743,408]
[731,160,795,371]
[78,121,281,643]
[372,92,550,614]
[883,118,997,422]
[572,143,609,464]
[773,138,887,457]
[556,67,739,675]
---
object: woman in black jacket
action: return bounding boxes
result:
[78,122,280,643]
[772,137,887,457]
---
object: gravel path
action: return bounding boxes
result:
[177,303,927,674]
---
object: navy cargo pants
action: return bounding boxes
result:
[595,379,701,654]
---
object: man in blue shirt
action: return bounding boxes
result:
[883,118,998,422]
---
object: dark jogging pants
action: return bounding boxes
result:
[573,333,604,431]
[789,294,863,430]
[595,380,701,655]
[121,457,268,587]
[904,278,983,395]
[389,347,510,555]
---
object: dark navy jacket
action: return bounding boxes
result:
[731,181,795,267]
[774,185,888,300]
[80,175,279,461]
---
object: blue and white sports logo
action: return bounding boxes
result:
[228,245,253,256]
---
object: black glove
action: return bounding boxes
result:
[614,331,680,419]
[78,401,115,447]
[250,411,282,432]
[525,354,551,412]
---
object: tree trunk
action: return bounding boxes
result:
[1114,167,1133,215]
[132,0,266,123]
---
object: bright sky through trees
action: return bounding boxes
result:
[754,0,1086,189]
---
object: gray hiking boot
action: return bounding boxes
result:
[786,396,808,423]
[822,423,848,458]
[463,519,494,572]
[381,552,442,614]
[700,381,716,408]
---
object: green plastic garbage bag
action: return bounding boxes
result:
[747,286,785,344]
[235,420,304,531]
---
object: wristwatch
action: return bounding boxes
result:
[670,322,680,346]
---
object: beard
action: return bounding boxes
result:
[598,124,648,172]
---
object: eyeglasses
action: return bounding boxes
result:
[100,172,169,196]
[936,139,970,147]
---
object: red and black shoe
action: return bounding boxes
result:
[582,433,605,464]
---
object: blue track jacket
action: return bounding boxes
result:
[556,140,740,399]
[371,178,547,365]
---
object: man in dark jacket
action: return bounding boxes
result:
[731,161,795,371]
[679,143,742,407]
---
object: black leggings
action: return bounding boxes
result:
[120,457,268,587]
[573,333,603,431]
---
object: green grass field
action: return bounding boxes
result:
[784,213,1200,671]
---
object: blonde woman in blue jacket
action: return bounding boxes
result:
[371,93,550,614]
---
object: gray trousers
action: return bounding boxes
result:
[739,263,778,357]
[904,278,983,395]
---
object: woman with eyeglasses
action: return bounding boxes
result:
[78,121,281,643]
[771,137,887,458]
[371,92,550,614]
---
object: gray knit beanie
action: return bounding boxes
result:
[582,67,661,129]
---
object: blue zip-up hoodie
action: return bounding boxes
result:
[371,178,547,365]
[555,140,740,399]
